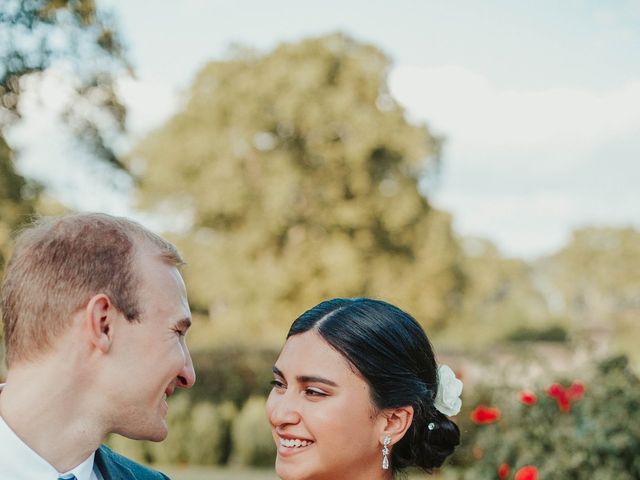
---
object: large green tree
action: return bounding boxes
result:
[541,227,640,319]
[0,0,128,168]
[442,238,557,347]
[539,227,640,362]
[0,0,128,362]
[0,0,129,264]
[133,34,464,342]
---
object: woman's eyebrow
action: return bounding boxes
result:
[272,366,338,387]
[297,375,338,387]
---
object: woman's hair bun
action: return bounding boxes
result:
[393,404,460,471]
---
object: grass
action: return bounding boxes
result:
[157,465,439,480]
[158,466,278,480]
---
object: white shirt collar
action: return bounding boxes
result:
[0,383,98,480]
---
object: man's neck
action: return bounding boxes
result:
[0,360,104,472]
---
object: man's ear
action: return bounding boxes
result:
[85,294,116,353]
[379,405,414,445]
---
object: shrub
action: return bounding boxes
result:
[186,400,237,465]
[190,346,278,406]
[506,325,569,343]
[148,393,192,464]
[458,355,640,479]
[231,396,276,467]
[105,434,150,464]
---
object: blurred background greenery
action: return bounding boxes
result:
[0,1,639,479]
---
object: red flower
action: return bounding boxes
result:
[514,465,538,480]
[547,383,564,398]
[470,405,502,424]
[546,383,571,412]
[557,393,571,412]
[498,463,511,479]
[519,390,537,406]
[547,381,586,412]
[567,381,585,400]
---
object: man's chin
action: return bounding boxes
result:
[146,422,169,442]
[118,422,168,442]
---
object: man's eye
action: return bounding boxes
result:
[270,380,286,389]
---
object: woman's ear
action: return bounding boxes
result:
[379,405,414,445]
[84,294,115,353]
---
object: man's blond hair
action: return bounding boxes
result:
[1,213,183,367]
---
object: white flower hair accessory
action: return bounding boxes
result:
[433,364,463,416]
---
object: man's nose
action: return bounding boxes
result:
[177,346,196,388]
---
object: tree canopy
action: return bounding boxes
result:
[0,0,129,357]
[133,33,464,341]
[0,0,128,168]
[0,0,129,257]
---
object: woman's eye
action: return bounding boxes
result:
[305,388,327,397]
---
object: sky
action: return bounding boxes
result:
[13,0,640,258]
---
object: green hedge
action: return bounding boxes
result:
[506,324,569,342]
[231,396,276,467]
[106,344,280,467]
[107,394,272,468]
[190,346,278,406]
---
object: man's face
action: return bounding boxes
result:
[106,249,195,441]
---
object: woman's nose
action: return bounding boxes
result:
[267,391,301,427]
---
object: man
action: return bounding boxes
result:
[0,213,196,479]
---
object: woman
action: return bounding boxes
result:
[266,298,462,480]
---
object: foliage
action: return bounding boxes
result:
[441,229,640,358]
[132,33,464,341]
[106,433,150,464]
[538,227,640,364]
[189,345,278,407]
[0,0,128,354]
[107,396,238,467]
[231,396,275,467]
[456,355,640,479]
[0,134,38,360]
[440,238,557,347]
[542,227,640,312]
[0,0,128,169]
[506,325,568,343]
[187,401,237,465]
[0,135,37,267]
[148,393,192,464]
[108,394,277,468]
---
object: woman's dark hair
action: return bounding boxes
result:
[287,297,460,473]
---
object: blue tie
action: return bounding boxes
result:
[58,475,76,480]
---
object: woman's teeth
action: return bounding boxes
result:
[280,438,312,448]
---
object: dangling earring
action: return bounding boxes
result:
[382,435,391,470]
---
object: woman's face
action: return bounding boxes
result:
[266,330,386,480]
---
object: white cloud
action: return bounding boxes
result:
[115,76,182,137]
[389,64,640,257]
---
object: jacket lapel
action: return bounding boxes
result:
[95,445,135,480]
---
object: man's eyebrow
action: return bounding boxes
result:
[272,366,338,387]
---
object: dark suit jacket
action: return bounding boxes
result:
[95,445,170,480]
